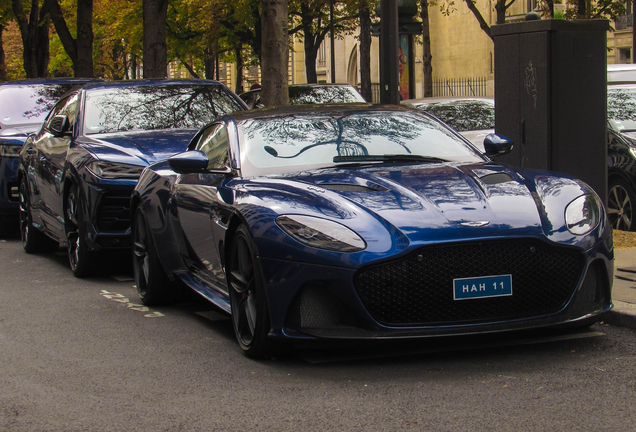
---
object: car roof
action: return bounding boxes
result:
[79,79,227,91]
[0,78,102,87]
[403,96,493,105]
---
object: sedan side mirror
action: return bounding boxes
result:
[168,150,232,175]
[49,115,70,137]
[484,134,514,158]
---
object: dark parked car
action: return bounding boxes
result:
[239,84,366,109]
[0,78,100,229]
[403,97,495,150]
[607,84,636,231]
[131,104,612,358]
[19,79,247,276]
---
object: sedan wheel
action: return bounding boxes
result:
[132,206,176,305]
[608,179,636,231]
[19,178,58,253]
[65,184,95,277]
[228,225,278,358]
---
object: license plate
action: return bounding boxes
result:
[453,275,513,300]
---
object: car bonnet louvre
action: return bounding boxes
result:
[316,183,388,192]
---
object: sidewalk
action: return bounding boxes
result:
[604,247,636,329]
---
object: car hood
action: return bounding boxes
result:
[79,129,198,166]
[235,162,597,258]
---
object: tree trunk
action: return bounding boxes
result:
[143,0,168,78]
[301,4,318,84]
[465,0,493,40]
[12,0,50,78]
[235,45,243,93]
[47,0,94,77]
[260,0,288,106]
[420,0,433,97]
[204,48,215,79]
[0,25,6,81]
[358,5,372,102]
[75,0,94,77]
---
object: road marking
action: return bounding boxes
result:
[100,290,165,317]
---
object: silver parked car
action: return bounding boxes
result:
[402,97,494,150]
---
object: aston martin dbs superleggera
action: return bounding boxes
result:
[131,104,613,358]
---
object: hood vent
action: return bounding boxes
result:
[479,172,514,185]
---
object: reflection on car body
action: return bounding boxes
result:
[18,79,247,277]
[130,103,613,358]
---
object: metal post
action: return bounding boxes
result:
[330,0,336,83]
[380,0,399,104]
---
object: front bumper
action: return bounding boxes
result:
[259,237,614,341]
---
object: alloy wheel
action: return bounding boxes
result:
[608,183,634,231]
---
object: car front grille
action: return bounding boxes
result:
[354,239,585,326]
[96,191,132,232]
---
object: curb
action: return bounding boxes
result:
[603,301,636,330]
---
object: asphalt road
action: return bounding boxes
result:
[1,234,636,431]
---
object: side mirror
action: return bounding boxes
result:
[49,115,70,137]
[168,150,232,175]
[484,134,513,158]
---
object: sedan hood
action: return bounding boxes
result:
[79,129,198,166]
[241,162,593,254]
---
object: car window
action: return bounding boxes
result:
[414,100,495,131]
[608,88,636,131]
[44,94,74,130]
[0,84,81,127]
[195,124,230,170]
[289,86,366,105]
[238,109,483,176]
[83,85,245,134]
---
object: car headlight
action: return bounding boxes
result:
[0,144,21,158]
[86,161,145,179]
[276,215,366,252]
[565,194,600,235]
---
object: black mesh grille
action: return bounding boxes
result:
[96,191,131,232]
[354,240,585,326]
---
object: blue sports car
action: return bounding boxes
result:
[0,78,100,228]
[131,104,613,358]
[19,79,247,276]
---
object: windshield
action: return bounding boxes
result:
[0,84,80,127]
[289,86,366,105]
[238,110,484,176]
[413,100,495,132]
[83,85,245,134]
[608,88,636,131]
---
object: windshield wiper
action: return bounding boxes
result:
[333,154,448,163]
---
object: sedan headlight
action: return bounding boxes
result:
[0,144,21,158]
[565,194,599,235]
[276,215,366,252]
[86,161,145,179]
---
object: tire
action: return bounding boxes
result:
[132,206,177,305]
[227,224,279,358]
[19,177,58,253]
[608,178,636,231]
[65,184,95,277]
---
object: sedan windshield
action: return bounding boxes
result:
[238,109,484,176]
[0,84,80,127]
[83,85,245,134]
